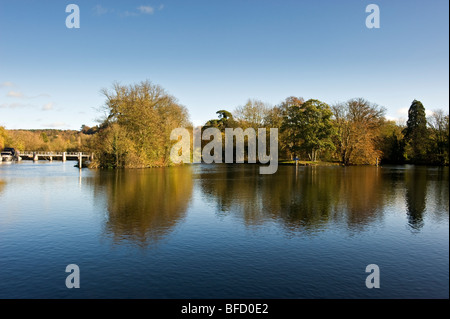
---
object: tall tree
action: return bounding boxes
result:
[279,96,305,158]
[403,100,429,163]
[282,99,334,161]
[94,80,190,168]
[332,98,385,165]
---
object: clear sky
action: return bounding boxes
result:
[0,0,448,129]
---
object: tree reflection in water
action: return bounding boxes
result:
[89,164,448,246]
[91,166,193,247]
[198,165,447,234]
[0,179,5,195]
[405,166,427,230]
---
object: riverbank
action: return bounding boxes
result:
[279,160,342,166]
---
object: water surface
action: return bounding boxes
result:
[0,162,448,298]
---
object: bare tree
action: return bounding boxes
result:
[233,99,271,129]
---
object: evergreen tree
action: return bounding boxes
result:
[403,100,429,163]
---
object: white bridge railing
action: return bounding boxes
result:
[20,151,91,157]
[2,151,93,166]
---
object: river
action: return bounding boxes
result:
[0,162,448,298]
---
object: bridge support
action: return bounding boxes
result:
[78,152,82,169]
[62,152,66,162]
[0,155,2,163]
[49,156,52,162]
[33,152,39,161]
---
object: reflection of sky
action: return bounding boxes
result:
[0,161,102,238]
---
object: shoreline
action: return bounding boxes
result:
[278,160,342,166]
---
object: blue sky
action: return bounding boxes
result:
[0,0,448,129]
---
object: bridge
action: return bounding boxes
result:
[1,151,93,167]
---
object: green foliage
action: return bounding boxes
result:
[40,132,49,143]
[427,110,449,165]
[278,96,305,158]
[81,125,99,135]
[403,100,429,163]
[205,110,238,130]
[377,120,406,164]
[4,87,447,168]
[281,99,335,161]
[216,110,233,120]
[203,97,448,166]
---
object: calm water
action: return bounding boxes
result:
[0,162,448,299]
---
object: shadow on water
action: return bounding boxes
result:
[89,166,193,247]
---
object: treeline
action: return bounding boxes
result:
[204,97,449,165]
[2,80,448,167]
[0,129,93,152]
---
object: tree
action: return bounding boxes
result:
[403,100,429,163]
[428,109,449,165]
[377,120,405,164]
[281,99,335,161]
[96,123,131,168]
[5,129,90,152]
[93,80,191,168]
[264,106,288,159]
[204,110,237,131]
[81,125,99,135]
[233,99,270,129]
[217,110,233,121]
[279,96,305,158]
[332,98,385,165]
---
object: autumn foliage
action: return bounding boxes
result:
[2,80,448,167]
